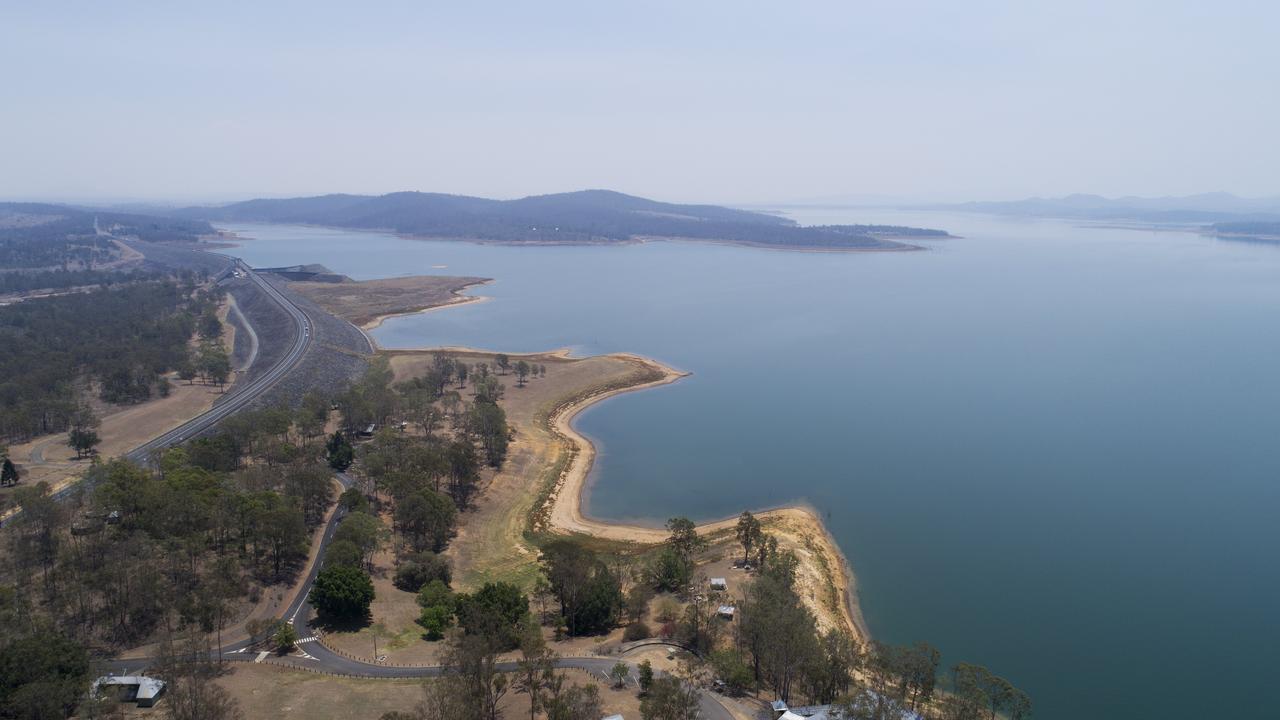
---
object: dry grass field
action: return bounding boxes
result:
[289,275,489,328]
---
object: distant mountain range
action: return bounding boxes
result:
[924,192,1280,224]
[172,190,948,250]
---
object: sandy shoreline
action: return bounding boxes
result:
[363,312,870,642]
[360,292,491,331]
[539,355,868,641]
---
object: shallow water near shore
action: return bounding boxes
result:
[223,214,1280,720]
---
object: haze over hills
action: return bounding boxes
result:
[922,192,1280,224]
[173,189,948,250]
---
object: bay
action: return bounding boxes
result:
[223,212,1280,720]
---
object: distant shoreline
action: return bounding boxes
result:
[212,222,932,254]
[229,221,874,639]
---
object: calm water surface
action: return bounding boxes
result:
[224,214,1280,720]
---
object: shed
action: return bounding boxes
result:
[602,715,625,720]
[92,675,166,707]
[716,604,736,620]
[771,700,789,715]
[709,577,727,591]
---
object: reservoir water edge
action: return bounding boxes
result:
[222,212,1280,720]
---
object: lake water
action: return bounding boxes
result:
[223,213,1280,720]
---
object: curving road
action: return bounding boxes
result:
[57,250,732,720]
[41,259,313,503]
[100,466,733,720]
[224,472,731,720]
[1,257,313,528]
[119,259,312,466]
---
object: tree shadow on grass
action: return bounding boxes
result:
[311,610,374,634]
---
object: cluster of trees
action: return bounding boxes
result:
[173,393,336,473]
[0,210,122,269]
[0,392,350,716]
[0,277,225,442]
[4,404,341,640]
[0,203,213,268]
[308,486,389,623]
[1,447,18,487]
[539,539,625,637]
[496,356,547,388]
[647,517,707,593]
[380,548,714,720]
[0,267,162,294]
[336,356,512,470]
[381,591,632,720]
[322,357,518,605]
[943,664,1032,720]
[717,511,1032,719]
[179,340,232,390]
[0,585,91,720]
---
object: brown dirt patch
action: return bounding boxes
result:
[2,378,226,501]
[289,275,490,329]
[202,663,644,720]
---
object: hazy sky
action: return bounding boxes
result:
[3,1,1277,204]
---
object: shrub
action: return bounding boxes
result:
[416,580,455,611]
[394,551,452,592]
[654,597,680,622]
[418,605,452,640]
[709,649,752,695]
[624,621,652,642]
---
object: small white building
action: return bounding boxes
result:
[709,577,728,591]
[716,604,736,620]
[92,675,166,707]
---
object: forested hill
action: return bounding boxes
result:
[0,202,215,269]
[176,190,946,249]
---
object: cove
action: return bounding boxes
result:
[222,212,1280,720]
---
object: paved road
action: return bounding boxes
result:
[54,249,733,720]
[102,465,732,720]
[233,470,730,720]
[2,257,312,529]
[40,260,312,504]
[118,260,312,467]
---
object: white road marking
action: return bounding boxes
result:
[254,651,269,663]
